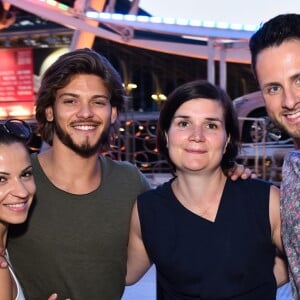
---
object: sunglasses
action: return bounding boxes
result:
[0,119,32,142]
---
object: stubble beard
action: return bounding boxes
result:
[54,120,111,158]
[270,113,300,139]
[283,125,300,139]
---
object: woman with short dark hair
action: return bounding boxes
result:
[126,80,287,299]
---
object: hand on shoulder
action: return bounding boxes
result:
[226,162,257,181]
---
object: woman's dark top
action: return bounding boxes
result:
[137,178,276,300]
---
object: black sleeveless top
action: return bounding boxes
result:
[137,178,276,299]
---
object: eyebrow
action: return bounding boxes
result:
[23,165,33,172]
[0,171,9,176]
[0,165,32,176]
[57,92,110,100]
[205,117,223,123]
[261,82,280,89]
[173,115,223,122]
[262,73,300,89]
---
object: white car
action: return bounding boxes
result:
[233,91,294,184]
[233,91,290,143]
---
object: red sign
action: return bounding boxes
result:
[0,48,34,102]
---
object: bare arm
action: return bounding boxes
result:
[274,255,288,287]
[126,201,152,285]
[0,268,14,300]
[269,185,289,286]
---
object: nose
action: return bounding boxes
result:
[11,179,30,199]
[189,126,205,142]
[282,88,300,109]
[77,103,94,119]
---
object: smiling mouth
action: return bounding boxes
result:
[186,149,206,153]
[285,111,300,121]
[4,202,28,210]
[71,121,101,131]
[7,203,25,207]
[73,124,97,130]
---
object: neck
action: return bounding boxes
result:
[44,141,100,170]
[174,168,226,200]
[38,143,101,194]
[172,169,227,221]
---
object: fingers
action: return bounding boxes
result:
[0,255,8,268]
[240,168,253,180]
[228,162,256,181]
[239,168,257,180]
[0,261,8,268]
[48,294,71,300]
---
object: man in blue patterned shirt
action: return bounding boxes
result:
[250,13,300,299]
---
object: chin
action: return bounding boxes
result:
[9,214,28,225]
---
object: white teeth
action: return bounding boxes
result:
[6,203,25,208]
[74,125,95,130]
[286,111,300,119]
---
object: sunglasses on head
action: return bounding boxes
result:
[0,119,32,142]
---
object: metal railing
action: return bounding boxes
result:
[103,115,293,185]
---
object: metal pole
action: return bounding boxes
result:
[207,38,215,84]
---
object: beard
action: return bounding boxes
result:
[271,115,300,139]
[54,120,111,158]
